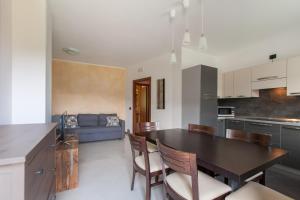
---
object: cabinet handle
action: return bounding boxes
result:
[282,126,300,130]
[257,76,278,81]
[34,169,44,175]
[225,96,232,98]
[250,122,273,127]
[231,120,241,123]
[289,92,300,95]
[237,95,246,98]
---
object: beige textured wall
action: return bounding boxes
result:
[52,59,127,119]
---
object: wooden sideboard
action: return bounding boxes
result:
[0,124,57,200]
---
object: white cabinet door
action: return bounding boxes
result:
[234,68,251,98]
[217,70,223,98]
[287,56,300,96]
[252,60,287,82]
[223,72,234,98]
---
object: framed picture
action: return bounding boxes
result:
[157,79,165,109]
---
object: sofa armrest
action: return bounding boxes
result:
[119,119,125,139]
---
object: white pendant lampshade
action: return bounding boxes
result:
[199,34,208,50]
[182,30,191,46]
[170,50,177,63]
[182,0,190,8]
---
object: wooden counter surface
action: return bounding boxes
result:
[0,123,57,166]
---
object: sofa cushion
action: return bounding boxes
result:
[79,126,122,134]
[77,114,98,127]
[98,114,117,126]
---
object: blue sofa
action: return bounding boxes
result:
[52,114,125,143]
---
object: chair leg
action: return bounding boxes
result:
[146,176,151,200]
[131,168,136,191]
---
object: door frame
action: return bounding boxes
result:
[132,77,151,133]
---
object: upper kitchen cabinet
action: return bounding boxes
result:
[287,56,300,96]
[252,60,287,90]
[217,70,223,98]
[223,71,234,98]
[234,68,252,98]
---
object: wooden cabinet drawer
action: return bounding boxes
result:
[244,122,280,147]
[25,129,56,200]
[226,119,245,131]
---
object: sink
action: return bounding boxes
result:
[244,117,300,123]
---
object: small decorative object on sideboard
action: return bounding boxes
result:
[157,78,165,109]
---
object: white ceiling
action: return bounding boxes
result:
[50,0,300,67]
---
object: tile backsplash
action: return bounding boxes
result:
[218,88,300,118]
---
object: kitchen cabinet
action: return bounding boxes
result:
[234,68,252,98]
[287,56,300,96]
[223,72,234,98]
[244,121,280,148]
[281,125,300,170]
[226,119,245,131]
[217,70,223,98]
[251,60,287,90]
[251,60,287,82]
[217,119,226,137]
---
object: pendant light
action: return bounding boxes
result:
[182,0,191,46]
[170,9,177,63]
[199,0,208,50]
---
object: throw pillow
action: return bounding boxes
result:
[64,115,78,128]
[106,116,120,127]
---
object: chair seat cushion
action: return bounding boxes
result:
[225,181,294,200]
[147,142,158,153]
[245,171,263,182]
[135,152,167,173]
[166,171,232,200]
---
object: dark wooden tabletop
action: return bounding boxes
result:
[144,128,288,184]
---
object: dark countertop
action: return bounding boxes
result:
[0,123,57,166]
[219,116,300,127]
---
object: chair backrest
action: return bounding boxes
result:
[128,134,150,172]
[156,139,199,200]
[188,124,215,135]
[136,122,159,133]
[226,129,271,147]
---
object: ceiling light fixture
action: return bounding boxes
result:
[62,47,80,55]
[199,0,208,50]
[182,0,191,46]
[170,9,177,64]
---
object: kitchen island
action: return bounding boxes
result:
[0,123,57,200]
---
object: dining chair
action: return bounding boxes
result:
[156,139,232,200]
[226,129,272,184]
[135,122,159,153]
[128,134,166,200]
[225,181,294,200]
[188,124,215,135]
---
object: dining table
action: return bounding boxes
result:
[143,128,288,188]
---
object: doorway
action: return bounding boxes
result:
[133,77,151,133]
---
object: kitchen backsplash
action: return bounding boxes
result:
[218,88,300,118]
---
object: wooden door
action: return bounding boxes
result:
[133,77,151,133]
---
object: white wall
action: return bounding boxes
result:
[181,47,217,69]
[0,0,12,124]
[126,53,182,131]
[46,1,52,123]
[0,0,48,124]
[216,27,300,72]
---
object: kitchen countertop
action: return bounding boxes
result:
[0,123,57,166]
[219,116,300,127]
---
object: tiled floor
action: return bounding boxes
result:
[56,136,300,200]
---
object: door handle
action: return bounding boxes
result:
[257,76,278,81]
[289,92,300,96]
[33,169,44,175]
[282,126,300,131]
[249,122,273,127]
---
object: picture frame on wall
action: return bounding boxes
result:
[157,78,165,109]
